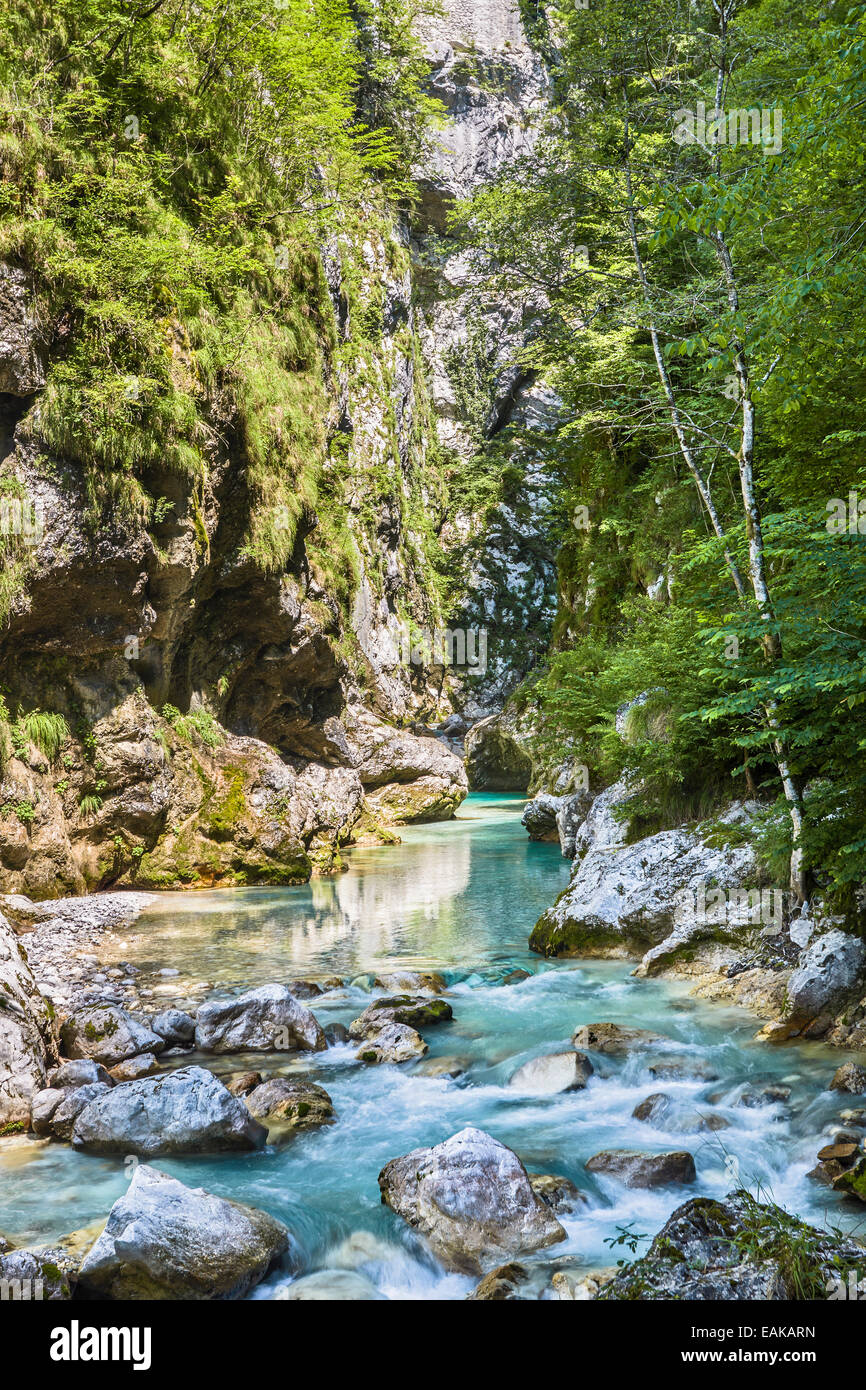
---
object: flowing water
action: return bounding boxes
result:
[1,794,863,1298]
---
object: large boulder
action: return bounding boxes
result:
[521,794,562,842]
[59,1005,165,1067]
[507,1050,594,1094]
[585,1149,697,1189]
[785,931,866,1032]
[71,1066,267,1156]
[378,1127,566,1273]
[598,1194,865,1300]
[194,984,326,1054]
[0,910,56,1132]
[464,712,533,792]
[77,1165,289,1299]
[530,789,758,960]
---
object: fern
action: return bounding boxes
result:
[17,710,70,761]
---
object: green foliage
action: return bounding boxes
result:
[161,703,223,749]
[14,710,70,762]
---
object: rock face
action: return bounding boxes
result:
[378,1127,566,1272]
[785,931,866,1031]
[346,710,467,825]
[531,788,760,961]
[194,985,326,1054]
[77,1165,289,1299]
[464,712,533,791]
[585,1150,697,1189]
[60,1004,165,1066]
[598,1194,865,1300]
[0,909,55,1131]
[0,1247,71,1300]
[71,1066,267,1156]
[0,264,45,395]
[507,1050,593,1094]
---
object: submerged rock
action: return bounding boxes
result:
[571,1022,672,1055]
[60,1004,165,1067]
[244,1078,335,1134]
[71,1065,267,1156]
[78,1165,289,1299]
[378,1126,566,1273]
[194,984,326,1054]
[585,1149,697,1189]
[507,1050,593,1094]
[632,1093,728,1134]
[276,1269,385,1300]
[373,971,446,994]
[597,1193,865,1299]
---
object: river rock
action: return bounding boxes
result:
[226,1070,263,1096]
[830,1062,866,1095]
[467,1262,528,1300]
[71,1065,267,1156]
[59,1004,165,1066]
[244,1078,335,1133]
[508,1050,594,1094]
[831,1156,866,1201]
[645,1055,720,1082]
[733,1081,791,1108]
[373,971,446,994]
[572,1022,672,1055]
[151,1009,195,1045]
[528,1173,586,1212]
[355,1022,427,1063]
[840,1109,866,1127]
[786,930,866,1031]
[598,1194,865,1299]
[323,1022,350,1045]
[521,794,562,842]
[348,994,452,1037]
[378,1127,566,1273]
[0,910,56,1131]
[48,1059,114,1089]
[77,1165,289,1299]
[110,1053,160,1082]
[31,1081,112,1141]
[632,1093,729,1135]
[194,984,326,1054]
[585,1149,697,1188]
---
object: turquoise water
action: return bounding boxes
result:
[1,794,863,1297]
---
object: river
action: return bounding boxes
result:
[0,794,861,1298]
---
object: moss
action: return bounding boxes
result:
[0,1120,27,1135]
[207,769,247,838]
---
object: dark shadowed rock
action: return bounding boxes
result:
[467,1262,528,1300]
[77,1165,289,1299]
